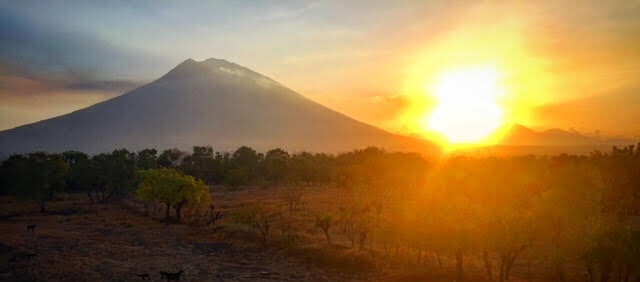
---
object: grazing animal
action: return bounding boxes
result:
[163,270,184,281]
[27,224,37,232]
[136,273,151,280]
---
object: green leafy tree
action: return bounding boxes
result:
[137,168,211,222]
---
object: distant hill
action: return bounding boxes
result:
[498,124,631,147]
[0,58,439,156]
[460,124,636,156]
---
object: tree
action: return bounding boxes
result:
[264,148,289,185]
[180,146,218,184]
[280,184,304,213]
[229,203,271,245]
[158,148,185,168]
[535,160,604,282]
[136,148,158,170]
[231,146,261,182]
[223,167,250,188]
[67,157,103,203]
[289,152,316,185]
[4,152,69,212]
[137,168,211,223]
[315,215,333,245]
[62,151,90,192]
[80,149,138,203]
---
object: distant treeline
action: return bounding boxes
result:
[0,146,426,208]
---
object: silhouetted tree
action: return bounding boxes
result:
[3,152,68,212]
[136,148,159,170]
[158,148,186,168]
[264,148,289,185]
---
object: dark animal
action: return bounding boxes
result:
[136,273,151,280]
[27,224,37,232]
[25,253,37,259]
[163,270,184,281]
[8,255,17,263]
[160,271,168,279]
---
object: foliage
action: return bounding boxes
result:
[264,148,289,184]
[229,203,272,245]
[1,152,69,212]
[137,168,211,222]
[280,185,305,213]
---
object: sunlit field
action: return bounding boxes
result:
[2,145,640,281]
[1,1,640,282]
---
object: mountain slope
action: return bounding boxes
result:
[0,58,438,155]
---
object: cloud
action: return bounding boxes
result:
[0,5,166,81]
[0,4,153,129]
[0,63,141,98]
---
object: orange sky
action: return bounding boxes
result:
[295,1,640,140]
[1,1,639,140]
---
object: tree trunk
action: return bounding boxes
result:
[173,205,182,223]
[436,251,443,271]
[165,202,171,223]
[143,202,150,216]
[105,189,115,202]
[600,260,612,282]
[97,189,104,203]
[483,249,493,281]
[499,255,506,282]
[39,198,46,213]
[87,192,94,204]
[622,264,631,282]
[456,250,465,282]
[505,251,518,280]
[554,262,565,282]
[323,229,332,245]
[358,231,368,250]
[586,263,594,282]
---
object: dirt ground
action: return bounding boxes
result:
[1,187,557,282]
[0,189,374,282]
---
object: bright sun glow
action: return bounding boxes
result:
[423,66,505,143]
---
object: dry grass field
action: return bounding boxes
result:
[0,187,374,282]
[0,185,582,282]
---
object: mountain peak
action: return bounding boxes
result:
[161,58,264,83]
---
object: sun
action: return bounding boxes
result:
[422,66,505,144]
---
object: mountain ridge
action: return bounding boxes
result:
[498,124,631,147]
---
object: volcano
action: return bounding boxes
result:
[0,58,438,155]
